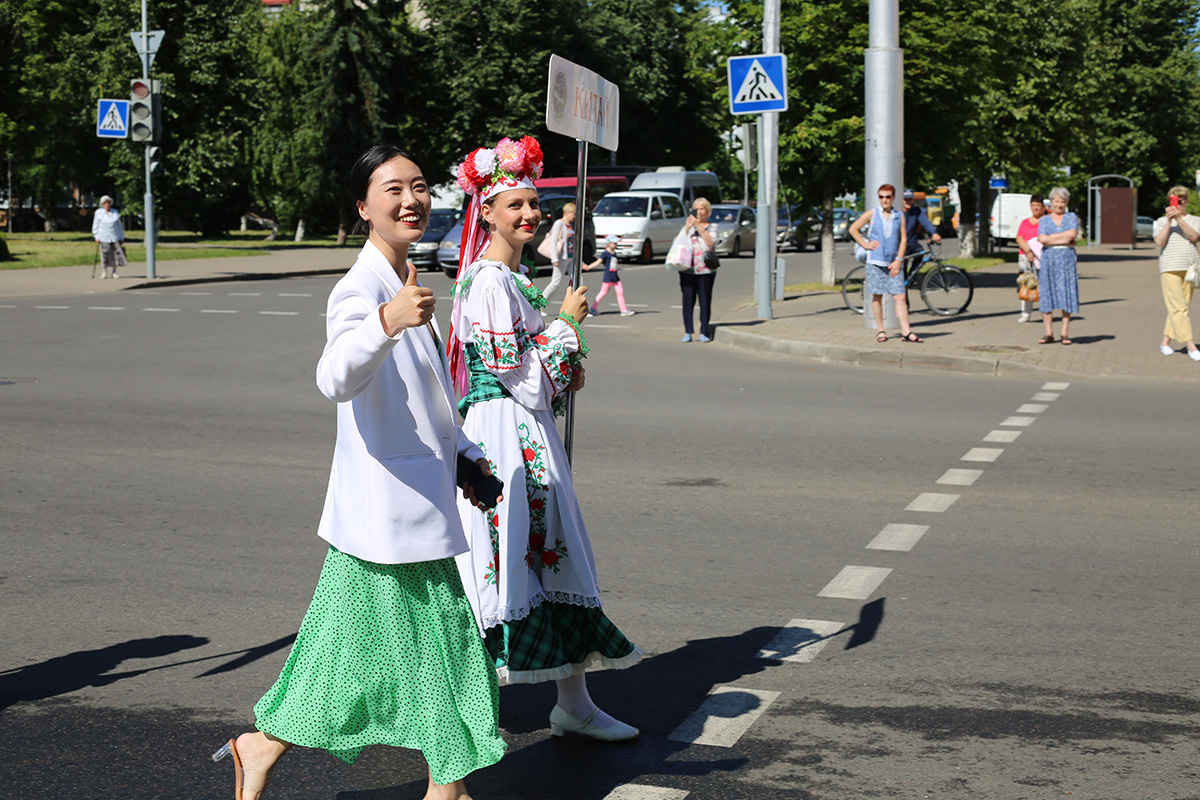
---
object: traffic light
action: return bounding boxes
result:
[149,146,161,173]
[129,78,161,142]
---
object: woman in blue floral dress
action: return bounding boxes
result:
[447,136,642,744]
[1037,186,1080,344]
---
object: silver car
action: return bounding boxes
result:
[708,204,757,257]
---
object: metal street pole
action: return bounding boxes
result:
[562,139,588,462]
[864,0,903,327]
[141,0,157,279]
[754,0,781,320]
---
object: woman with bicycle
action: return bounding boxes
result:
[850,184,923,343]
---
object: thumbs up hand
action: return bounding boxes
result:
[381,262,435,337]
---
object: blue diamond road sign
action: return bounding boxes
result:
[97,99,130,139]
[728,54,788,115]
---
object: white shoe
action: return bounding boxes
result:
[99,272,108,279]
[110,272,119,280]
[619,310,635,316]
[1189,349,1200,362]
[1018,312,1030,323]
[1160,345,1175,356]
[549,705,639,742]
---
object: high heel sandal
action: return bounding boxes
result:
[212,736,275,800]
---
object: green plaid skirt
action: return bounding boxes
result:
[484,600,641,684]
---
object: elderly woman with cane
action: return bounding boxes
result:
[92,196,125,279]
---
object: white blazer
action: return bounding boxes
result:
[315,240,484,564]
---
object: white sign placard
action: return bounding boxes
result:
[545,55,619,151]
[129,30,166,67]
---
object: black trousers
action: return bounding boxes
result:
[679,271,717,337]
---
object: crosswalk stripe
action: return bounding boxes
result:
[867,523,930,551]
[818,566,892,599]
[962,447,1003,463]
[757,619,844,662]
[603,786,689,800]
[1031,392,1061,401]
[938,468,983,485]
[1000,416,1036,427]
[1042,381,1070,390]
[1016,403,1048,414]
[667,686,781,747]
[983,429,1021,443]
[906,492,959,512]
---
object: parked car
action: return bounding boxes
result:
[1137,215,1155,239]
[591,190,688,263]
[437,191,595,279]
[629,169,722,207]
[832,208,854,241]
[410,208,462,270]
[709,204,756,257]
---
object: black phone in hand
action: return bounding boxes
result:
[457,454,504,509]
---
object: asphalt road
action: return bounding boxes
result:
[1,259,1197,799]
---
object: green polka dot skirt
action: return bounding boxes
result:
[254,547,506,785]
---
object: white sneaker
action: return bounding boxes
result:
[110,272,119,280]
[1189,349,1200,362]
[1018,312,1030,323]
[619,310,635,316]
[1160,345,1175,356]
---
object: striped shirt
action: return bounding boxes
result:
[1154,214,1200,273]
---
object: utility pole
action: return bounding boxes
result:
[864,0,903,328]
[753,0,781,320]
[140,0,157,279]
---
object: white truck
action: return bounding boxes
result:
[989,193,1035,248]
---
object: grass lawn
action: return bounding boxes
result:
[0,230,366,270]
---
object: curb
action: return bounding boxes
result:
[716,326,1086,379]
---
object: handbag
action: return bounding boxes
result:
[665,229,693,271]
[1187,245,1200,287]
[537,233,555,260]
[1017,284,1039,302]
[853,221,872,263]
[702,249,720,270]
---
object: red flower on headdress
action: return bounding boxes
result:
[461,149,484,186]
[520,136,543,177]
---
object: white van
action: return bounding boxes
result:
[629,169,722,207]
[591,190,688,263]
[990,193,1035,247]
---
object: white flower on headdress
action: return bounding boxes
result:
[473,148,497,178]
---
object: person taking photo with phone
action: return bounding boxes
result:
[1153,185,1200,360]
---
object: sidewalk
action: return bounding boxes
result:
[1,244,1190,381]
[715,245,1198,382]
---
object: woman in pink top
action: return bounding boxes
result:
[1014,195,1046,322]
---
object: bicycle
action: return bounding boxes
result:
[841,241,974,316]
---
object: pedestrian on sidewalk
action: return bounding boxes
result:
[213,144,506,800]
[901,188,941,257]
[1152,185,1200,360]
[1015,195,1046,322]
[585,234,634,316]
[678,197,718,342]
[448,134,642,745]
[541,201,575,309]
[91,196,126,279]
[850,184,923,343]
[1037,187,1080,345]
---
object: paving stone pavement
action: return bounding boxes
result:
[714,244,1200,382]
[2,243,1193,382]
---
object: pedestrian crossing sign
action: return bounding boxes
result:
[728,54,788,115]
[96,99,130,139]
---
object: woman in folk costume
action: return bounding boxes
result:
[213,144,506,800]
[448,136,642,742]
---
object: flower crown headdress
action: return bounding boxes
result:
[455,136,544,201]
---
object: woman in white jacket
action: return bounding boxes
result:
[213,145,506,800]
[91,195,125,279]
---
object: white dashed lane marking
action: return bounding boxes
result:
[229,292,261,296]
[1043,381,1070,390]
[758,619,844,662]
[1000,415,1036,427]
[1017,403,1048,414]
[201,309,238,314]
[277,293,311,297]
[603,786,689,800]
[984,429,1021,443]
[667,686,781,747]
[1031,392,1061,401]
[867,523,930,551]
[35,305,70,309]
[962,447,1003,463]
[818,566,892,599]
[906,492,959,512]
[87,306,125,311]
[938,468,983,486]
[179,291,211,295]
[259,311,299,316]
[143,307,179,312]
